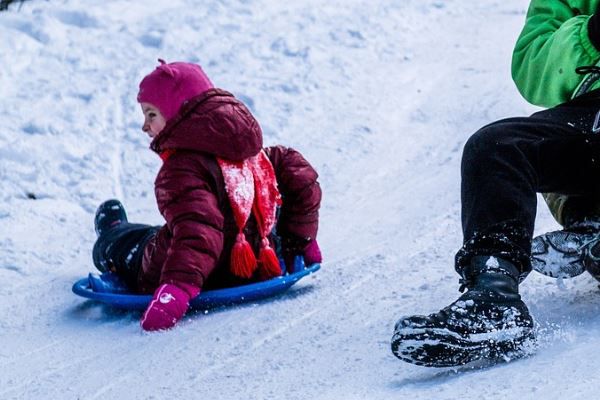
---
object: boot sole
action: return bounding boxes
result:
[391,326,536,368]
[531,231,591,278]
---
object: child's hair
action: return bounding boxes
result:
[137,59,214,121]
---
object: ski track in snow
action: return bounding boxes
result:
[2,0,599,399]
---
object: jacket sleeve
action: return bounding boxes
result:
[154,153,224,288]
[265,145,322,241]
[512,0,600,107]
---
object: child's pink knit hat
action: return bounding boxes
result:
[137,59,214,121]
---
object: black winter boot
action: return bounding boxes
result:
[391,256,536,367]
[94,199,128,237]
[92,199,159,288]
[531,222,600,279]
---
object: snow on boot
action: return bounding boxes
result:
[94,199,128,237]
[531,222,600,279]
[391,256,536,367]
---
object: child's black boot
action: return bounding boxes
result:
[391,256,536,367]
[94,199,128,237]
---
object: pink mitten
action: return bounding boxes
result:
[140,282,200,331]
[303,240,322,265]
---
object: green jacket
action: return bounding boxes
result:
[512,0,600,226]
[513,0,600,107]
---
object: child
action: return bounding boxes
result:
[92,60,322,331]
[392,0,600,367]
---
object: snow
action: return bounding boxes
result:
[2,0,599,399]
[486,256,500,269]
[222,159,255,217]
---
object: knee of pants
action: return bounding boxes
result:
[461,124,525,172]
[463,125,501,159]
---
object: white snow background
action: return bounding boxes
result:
[0,0,597,399]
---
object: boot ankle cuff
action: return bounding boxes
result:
[464,256,520,280]
[459,256,521,296]
[455,222,531,281]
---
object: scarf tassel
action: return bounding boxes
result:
[257,238,282,280]
[230,233,257,279]
[218,153,282,281]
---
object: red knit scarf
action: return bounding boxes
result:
[217,151,282,280]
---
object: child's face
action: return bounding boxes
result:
[140,103,166,138]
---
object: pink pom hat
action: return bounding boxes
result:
[137,59,214,121]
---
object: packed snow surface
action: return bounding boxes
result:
[1,0,599,399]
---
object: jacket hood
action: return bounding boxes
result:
[150,89,263,161]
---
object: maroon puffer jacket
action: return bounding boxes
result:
[137,89,321,293]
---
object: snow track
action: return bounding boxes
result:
[3,0,600,399]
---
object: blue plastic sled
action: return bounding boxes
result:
[72,257,320,310]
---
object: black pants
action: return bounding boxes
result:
[92,223,159,288]
[456,89,600,278]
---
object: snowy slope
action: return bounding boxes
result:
[1,0,598,399]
